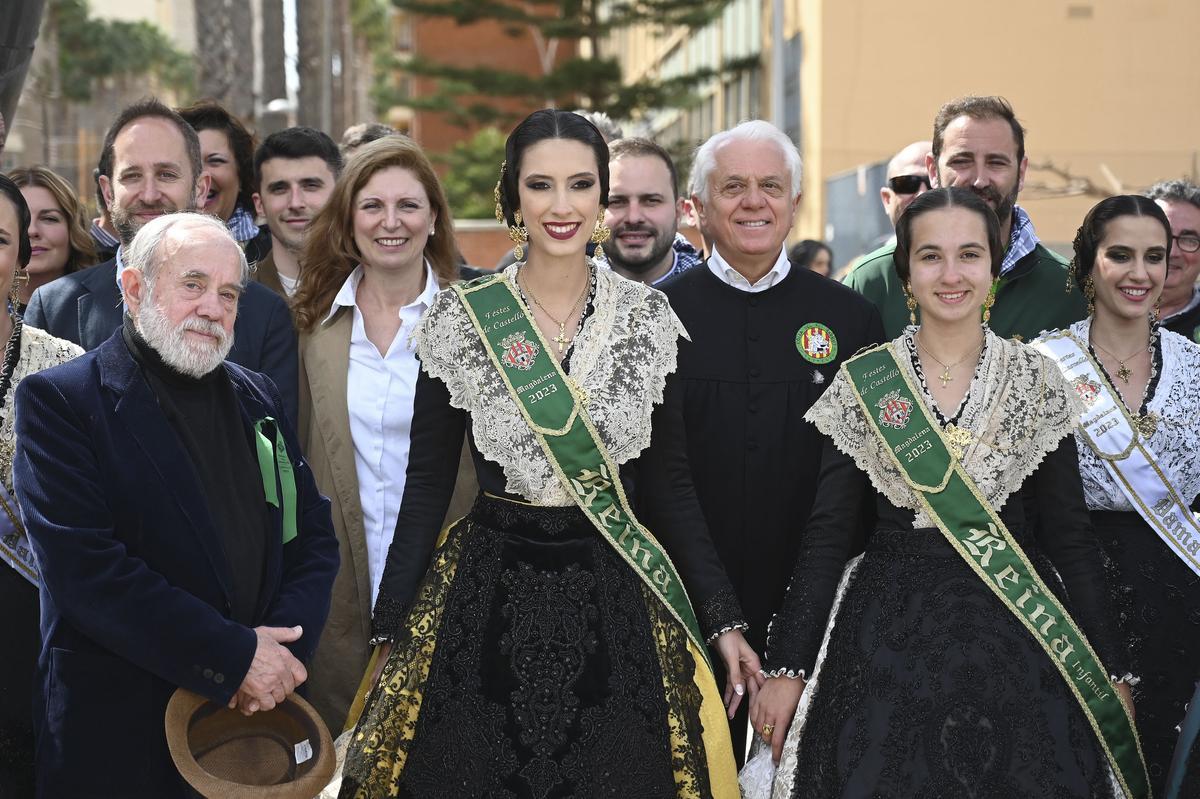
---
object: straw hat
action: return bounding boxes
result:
[165,688,335,798]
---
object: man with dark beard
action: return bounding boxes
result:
[601,137,702,286]
[24,99,300,421]
[13,212,338,797]
[845,96,1086,340]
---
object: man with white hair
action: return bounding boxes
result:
[13,212,338,797]
[644,119,883,761]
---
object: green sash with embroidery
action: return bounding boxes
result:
[845,344,1149,799]
[454,274,711,668]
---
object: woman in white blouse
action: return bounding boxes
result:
[290,136,475,733]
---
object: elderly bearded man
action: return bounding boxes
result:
[13,213,338,798]
[644,120,883,761]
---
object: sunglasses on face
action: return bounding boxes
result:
[888,175,931,195]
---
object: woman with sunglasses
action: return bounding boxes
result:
[1034,195,1200,797]
[749,187,1146,798]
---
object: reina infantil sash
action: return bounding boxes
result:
[453,273,710,665]
[845,344,1149,799]
[1034,330,1200,578]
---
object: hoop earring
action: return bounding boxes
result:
[1084,275,1096,318]
[982,281,996,325]
[509,210,529,261]
[903,282,918,326]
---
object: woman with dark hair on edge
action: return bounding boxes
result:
[748,187,1148,798]
[334,109,754,797]
[177,99,271,263]
[787,239,832,277]
[0,174,83,796]
[1033,195,1200,797]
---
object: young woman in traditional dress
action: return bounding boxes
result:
[1033,195,1200,797]
[335,109,756,798]
[748,187,1148,798]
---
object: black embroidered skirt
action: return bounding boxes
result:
[779,527,1115,799]
[1093,510,1200,798]
[338,495,717,799]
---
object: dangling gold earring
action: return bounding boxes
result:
[1151,296,1161,325]
[590,219,611,262]
[903,282,918,326]
[10,267,27,313]
[494,160,528,260]
[1065,258,1077,295]
[509,210,529,261]
[982,281,997,325]
[1084,274,1096,318]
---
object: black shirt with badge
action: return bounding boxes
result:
[649,262,884,655]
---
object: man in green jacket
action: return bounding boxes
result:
[845,96,1086,341]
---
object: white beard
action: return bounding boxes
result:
[136,290,234,378]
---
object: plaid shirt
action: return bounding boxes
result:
[1001,206,1040,277]
[226,205,259,243]
[649,234,704,287]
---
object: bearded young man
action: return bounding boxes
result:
[601,137,703,286]
[13,213,338,798]
[845,96,1086,340]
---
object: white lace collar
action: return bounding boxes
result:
[1065,318,1200,511]
[806,328,1078,527]
[414,263,687,505]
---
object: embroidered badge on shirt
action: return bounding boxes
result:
[876,389,913,430]
[796,323,837,364]
[500,332,540,371]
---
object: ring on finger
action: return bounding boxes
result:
[761,722,775,738]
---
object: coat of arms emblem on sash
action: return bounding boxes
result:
[876,389,913,430]
[500,332,540,371]
[1071,375,1102,408]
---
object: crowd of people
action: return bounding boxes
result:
[0,90,1192,799]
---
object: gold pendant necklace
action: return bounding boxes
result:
[915,331,983,389]
[1090,338,1147,385]
[519,267,591,354]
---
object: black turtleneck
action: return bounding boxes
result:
[123,316,267,625]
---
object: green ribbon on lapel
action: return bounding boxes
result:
[254,417,298,544]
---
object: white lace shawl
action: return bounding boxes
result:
[413,263,687,506]
[805,327,1079,527]
[4,325,84,494]
[1066,318,1200,511]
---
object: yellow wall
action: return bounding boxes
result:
[800,0,1200,245]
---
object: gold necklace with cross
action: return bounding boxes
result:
[518,267,591,354]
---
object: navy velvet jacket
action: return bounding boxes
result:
[12,330,338,798]
[24,257,300,423]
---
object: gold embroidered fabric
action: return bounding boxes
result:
[1,326,83,494]
[805,328,1079,528]
[414,263,688,506]
[339,518,466,796]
